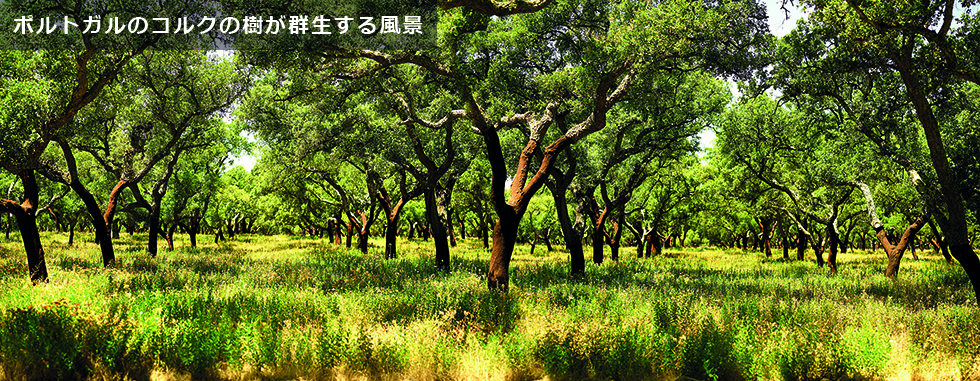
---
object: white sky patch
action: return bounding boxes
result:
[230,130,258,171]
[698,0,806,155]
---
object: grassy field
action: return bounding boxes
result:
[0,232,979,381]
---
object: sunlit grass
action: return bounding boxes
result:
[1,231,978,380]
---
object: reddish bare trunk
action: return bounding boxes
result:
[487,213,519,291]
[876,217,927,278]
[609,213,623,262]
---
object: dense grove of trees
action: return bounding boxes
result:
[2,0,980,301]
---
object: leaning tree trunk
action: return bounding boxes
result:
[0,171,49,283]
[552,188,586,274]
[897,51,980,302]
[68,178,118,267]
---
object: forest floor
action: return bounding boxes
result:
[0,232,979,381]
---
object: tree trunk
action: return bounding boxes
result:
[758,217,774,257]
[148,208,161,257]
[345,221,353,248]
[928,220,954,263]
[1,171,49,283]
[897,49,980,302]
[552,188,585,274]
[609,212,624,262]
[827,224,839,274]
[796,228,806,261]
[68,178,117,266]
[67,219,76,247]
[334,217,343,245]
[189,224,198,248]
[165,223,176,251]
[384,216,400,259]
[458,216,466,239]
[543,228,553,251]
[651,230,663,256]
[425,189,451,271]
[481,217,489,249]
[357,229,369,253]
[633,222,645,258]
[782,235,789,260]
[878,216,927,278]
[487,213,519,291]
[592,207,610,265]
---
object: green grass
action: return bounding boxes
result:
[1,231,979,380]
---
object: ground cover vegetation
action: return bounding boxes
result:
[0,234,979,380]
[3,0,980,378]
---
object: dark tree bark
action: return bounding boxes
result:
[376,180,420,259]
[545,149,586,273]
[928,220,953,263]
[468,60,632,290]
[47,141,117,266]
[893,43,980,302]
[782,235,789,260]
[425,187,451,268]
[0,171,49,283]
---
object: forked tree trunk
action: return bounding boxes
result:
[633,222,645,258]
[876,216,927,278]
[651,230,663,256]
